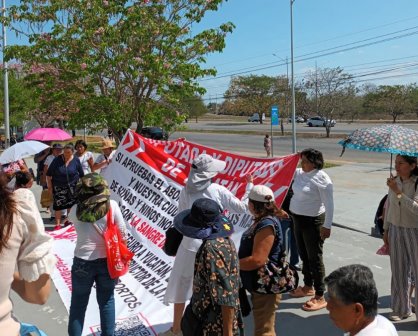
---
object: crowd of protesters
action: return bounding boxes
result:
[1,137,415,336]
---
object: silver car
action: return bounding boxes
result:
[306,116,336,127]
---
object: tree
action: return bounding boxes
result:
[0,66,35,128]
[223,75,288,117]
[363,85,414,123]
[5,0,234,138]
[303,67,353,137]
[180,95,207,122]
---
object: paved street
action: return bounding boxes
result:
[12,154,418,335]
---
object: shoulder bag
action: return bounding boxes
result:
[94,207,134,279]
[252,217,299,294]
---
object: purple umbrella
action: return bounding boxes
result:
[24,128,72,141]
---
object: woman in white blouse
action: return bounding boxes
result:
[289,148,334,312]
[75,140,94,175]
[0,171,56,336]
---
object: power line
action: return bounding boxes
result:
[199,25,418,81]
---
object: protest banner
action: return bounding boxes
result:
[52,129,299,335]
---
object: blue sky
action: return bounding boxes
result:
[197,0,418,102]
[3,0,418,104]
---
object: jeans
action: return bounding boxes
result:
[68,257,117,336]
[279,218,300,267]
[291,213,326,296]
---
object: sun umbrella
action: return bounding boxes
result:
[24,128,72,141]
[0,140,50,164]
[339,124,418,172]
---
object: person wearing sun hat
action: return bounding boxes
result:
[174,198,243,336]
[160,153,252,336]
[92,139,116,176]
[239,184,286,336]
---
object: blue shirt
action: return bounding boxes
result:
[46,155,84,187]
[238,216,283,291]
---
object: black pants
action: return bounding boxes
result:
[291,213,326,296]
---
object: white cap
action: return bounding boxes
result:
[249,185,275,203]
[192,154,226,173]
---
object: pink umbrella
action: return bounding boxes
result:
[24,128,72,141]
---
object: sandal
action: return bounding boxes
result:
[302,297,327,311]
[289,286,315,298]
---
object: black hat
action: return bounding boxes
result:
[174,198,233,240]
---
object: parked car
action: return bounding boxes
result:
[306,116,336,127]
[288,116,305,123]
[248,113,260,122]
[140,126,168,140]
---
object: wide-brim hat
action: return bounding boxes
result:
[192,154,226,173]
[99,139,115,150]
[174,198,234,240]
[188,154,227,183]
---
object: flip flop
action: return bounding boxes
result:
[289,286,315,298]
[302,297,327,311]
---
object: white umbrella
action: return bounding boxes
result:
[0,140,49,165]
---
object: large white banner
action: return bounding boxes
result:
[51,130,299,335]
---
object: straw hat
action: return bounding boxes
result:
[99,139,115,150]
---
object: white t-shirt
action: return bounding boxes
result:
[289,168,334,229]
[44,154,56,168]
[345,315,398,336]
[178,182,251,252]
[77,151,93,175]
[94,150,116,175]
[73,200,127,260]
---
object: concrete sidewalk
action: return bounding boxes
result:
[13,161,418,335]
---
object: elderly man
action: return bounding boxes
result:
[173,198,243,336]
[325,264,398,336]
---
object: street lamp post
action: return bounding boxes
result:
[290,0,296,153]
[272,53,288,137]
[2,0,9,148]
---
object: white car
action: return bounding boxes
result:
[306,116,336,127]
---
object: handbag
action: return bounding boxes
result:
[162,227,183,256]
[40,189,53,208]
[253,252,299,294]
[181,303,203,336]
[252,216,299,294]
[94,207,134,279]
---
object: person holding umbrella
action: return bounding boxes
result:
[384,155,418,321]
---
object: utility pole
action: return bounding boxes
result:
[315,61,319,115]
[290,0,296,153]
[2,0,9,148]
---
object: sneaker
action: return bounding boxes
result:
[63,220,73,227]
[158,328,183,336]
[53,225,62,231]
[389,312,412,321]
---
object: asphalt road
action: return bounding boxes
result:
[171,131,392,164]
[183,120,418,134]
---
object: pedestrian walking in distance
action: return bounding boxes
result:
[264,134,271,157]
